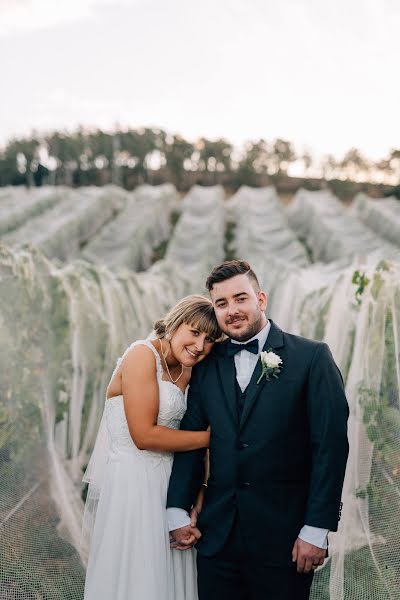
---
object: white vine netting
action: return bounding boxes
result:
[351,192,400,248]
[0,186,66,236]
[227,185,310,266]
[0,185,399,599]
[2,186,127,262]
[288,188,400,264]
[165,184,225,284]
[81,184,177,270]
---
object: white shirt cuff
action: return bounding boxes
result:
[167,507,191,531]
[298,525,329,549]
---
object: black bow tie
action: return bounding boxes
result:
[226,339,259,357]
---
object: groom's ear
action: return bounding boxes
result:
[258,290,268,311]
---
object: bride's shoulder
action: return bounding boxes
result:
[117,339,160,369]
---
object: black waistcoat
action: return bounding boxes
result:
[235,379,247,419]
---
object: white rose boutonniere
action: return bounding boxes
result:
[257,349,283,384]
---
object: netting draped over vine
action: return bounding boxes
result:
[227,185,310,266]
[0,184,399,599]
[351,192,400,248]
[2,185,127,262]
[296,264,400,600]
[81,183,177,270]
[0,186,66,236]
[235,187,400,599]
[0,184,229,598]
[165,184,225,284]
[288,188,400,264]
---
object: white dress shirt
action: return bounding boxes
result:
[167,321,329,549]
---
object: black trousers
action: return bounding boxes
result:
[197,517,314,600]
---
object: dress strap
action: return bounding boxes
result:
[115,339,163,380]
[135,340,164,379]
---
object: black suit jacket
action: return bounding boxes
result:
[167,321,349,566]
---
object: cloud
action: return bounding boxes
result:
[0,0,139,36]
[0,0,399,159]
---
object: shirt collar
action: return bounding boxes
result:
[230,320,271,353]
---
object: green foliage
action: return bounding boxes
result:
[358,303,400,502]
[164,135,195,187]
[270,138,296,175]
[152,209,181,263]
[359,386,400,473]
[328,178,357,201]
[351,270,370,305]
[224,220,237,260]
[298,286,332,342]
[197,137,232,175]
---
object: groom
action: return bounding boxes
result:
[167,260,349,600]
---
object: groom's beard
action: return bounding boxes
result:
[222,311,266,342]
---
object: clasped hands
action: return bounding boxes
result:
[170,506,201,551]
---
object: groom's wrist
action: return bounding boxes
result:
[298,525,329,549]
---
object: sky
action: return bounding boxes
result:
[1,0,399,161]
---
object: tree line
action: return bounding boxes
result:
[0,127,399,196]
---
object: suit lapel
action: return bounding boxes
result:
[216,340,238,426]
[239,321,285,429]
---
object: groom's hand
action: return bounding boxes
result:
[170,525,202,551]
[292,538,326,573]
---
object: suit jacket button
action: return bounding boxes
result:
[240,482,250,488]
[240,443,249,449]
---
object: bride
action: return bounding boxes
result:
[82,295,221,600]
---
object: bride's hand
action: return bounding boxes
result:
[170,525,201,550]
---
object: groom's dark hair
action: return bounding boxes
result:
[206,260,260,292]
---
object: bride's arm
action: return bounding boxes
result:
[121,345,209,452]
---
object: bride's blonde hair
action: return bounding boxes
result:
[154,295,221,341]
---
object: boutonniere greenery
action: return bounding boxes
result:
[257,350,283,384]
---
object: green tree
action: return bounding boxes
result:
[120,128,161,180]
[321,154,339,180]
[269,138,296,175]
[196,138,232,175]
[0,137,40,185]
[301,151,313,176]
[46,131,83,185]
[340,147,370,181]
[389,149,400,182]
[164,135,194,187]
[235,139,270,186]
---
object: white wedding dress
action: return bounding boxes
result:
[83,340,198,600]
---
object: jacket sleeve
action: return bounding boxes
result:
[166,365,209,512]
[304,342,349,531]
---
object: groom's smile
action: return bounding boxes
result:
[228,317,247,329]
[227,316,245,324]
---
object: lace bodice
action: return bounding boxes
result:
[104,340,187,465]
